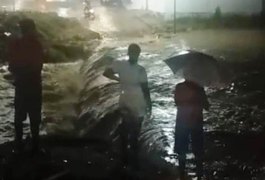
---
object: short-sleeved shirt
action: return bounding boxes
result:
[8,34,44,86]
[111,60,147,117]
[174,80,209,128]
[8,34,43,74]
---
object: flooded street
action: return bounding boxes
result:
[1,29,265,179]
[98,30,265,179]
[0,62,83,143]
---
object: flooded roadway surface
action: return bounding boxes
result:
[99,31,265,179]
[0,62,83,143]
[1,30,265,179]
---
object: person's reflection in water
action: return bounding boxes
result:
[174,76,209,180]
[8,18,44,154]
[103,44,152,174]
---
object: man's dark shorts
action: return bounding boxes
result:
[174,124,204,156]
[14,76,42,124]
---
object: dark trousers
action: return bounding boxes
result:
[120,115,142,170]
[175,124,204,178]
[14,81,42,151]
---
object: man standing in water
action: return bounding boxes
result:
[103,43,152,171]
[8,18,44,154]
[174,76,209,180]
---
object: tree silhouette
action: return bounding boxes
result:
[214,6,222,20]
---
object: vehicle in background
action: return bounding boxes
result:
[84,7,95,20]
[83,0,95,20]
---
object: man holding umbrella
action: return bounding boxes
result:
[174,67,210,180]
[165,50,219,179]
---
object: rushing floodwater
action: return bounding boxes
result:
[102,30,265,155]
[0,62,83,144]
[0,30,265,178]
[79,30,265,179]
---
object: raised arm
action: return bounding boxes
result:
[103,67,120,82]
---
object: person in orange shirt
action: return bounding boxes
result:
[174,79,209,180]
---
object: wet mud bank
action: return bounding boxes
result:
[0,12,101,64]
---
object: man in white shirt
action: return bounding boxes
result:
[103,43,151,171]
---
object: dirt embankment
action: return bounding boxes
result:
[0,11,101,63]
[85,7,166,37]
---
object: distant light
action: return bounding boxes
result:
[46,0,66,1]
[177,50,189,55]
[89,9,94,13]
[57,8,69,17]
[63,160,68,163]
[4,32,11,37]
